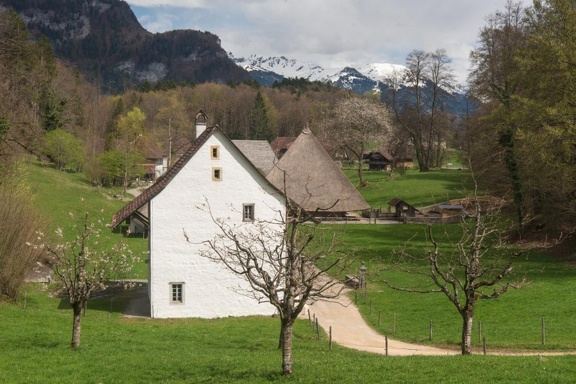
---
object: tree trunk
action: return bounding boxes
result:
[280,320,294,375]
[358,159,366,186]
[461,308,474,355]
[71,302,83,348]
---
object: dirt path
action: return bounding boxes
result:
[305,284,458,356]
[305,282,576,357]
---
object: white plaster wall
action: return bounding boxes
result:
[149,131,285,318]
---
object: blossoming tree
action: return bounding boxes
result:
[47,211,134,348]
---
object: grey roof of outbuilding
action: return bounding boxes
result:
[266,128,370,213]
[232,140,277,176]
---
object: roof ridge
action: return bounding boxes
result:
[111,126,217,228]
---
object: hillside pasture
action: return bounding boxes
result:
[1,287,576,383]
[4,159,576,382]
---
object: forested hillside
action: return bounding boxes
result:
[0,0,250,92]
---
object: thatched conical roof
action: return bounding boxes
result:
[266,128,369,213]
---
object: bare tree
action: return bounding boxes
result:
[387,49,456,172]
[385,184,525,354]
[189,199,348,375]
[323,96,391,186]
[46,211,134,348]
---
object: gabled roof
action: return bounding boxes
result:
[388,197,419,211]
[112,126,285,229]
[232,140,277,176]
[364,149,394,162]
[111,126,218,228]
[266,129,370,213]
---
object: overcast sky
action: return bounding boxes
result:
[126,0,528,84]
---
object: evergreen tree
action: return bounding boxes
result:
[248,91,278,141]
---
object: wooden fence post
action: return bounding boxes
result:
[429,320,433,341]
[316,318,320,340]
[385,334,388,356]
[483,337,487,355]
[329,326,332,350]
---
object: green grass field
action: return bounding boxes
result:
[337,224,576,351]
[2,159,576,382]
[26,160,149,278]
[1,287,576,383]
[343,168,473,208]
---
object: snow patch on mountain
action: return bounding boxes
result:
[230,53,339,82]
[230,53,410,93]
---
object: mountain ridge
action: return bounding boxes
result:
[0,0,250,92]
[232,54,471,115]
[231,53,407,94]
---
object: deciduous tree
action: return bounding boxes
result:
[324,96,391,186]
[388,49,457,172]
[43,129,85,171]
[190,198,348,375]
[46,210,134,348]
[385,180,525,354]
[115,107,146,192]
[468,0,528,230]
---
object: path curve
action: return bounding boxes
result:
[305,284,458,356]
[305,281,576,356]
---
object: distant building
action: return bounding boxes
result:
[363,148,414,171]
[388,198,420,218]
[267,128,369,217]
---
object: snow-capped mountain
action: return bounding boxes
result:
[231,54,335,81]
[231,54,472,116]
[230,53,408,95]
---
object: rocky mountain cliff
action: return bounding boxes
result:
[0,0,250,92]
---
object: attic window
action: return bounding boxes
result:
[212,167,222,181]
[211,146,219,160]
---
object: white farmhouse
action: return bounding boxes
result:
[112,112,286,318]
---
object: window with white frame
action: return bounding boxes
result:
[243,204,255,222]
[170,283,184,304]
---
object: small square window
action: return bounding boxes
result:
[171,283,183,304]
[210,146,219,160]
[212,167,222,181]
[243,204,255,222]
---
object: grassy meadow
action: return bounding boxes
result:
[2,159,576,383]
[343,167,473,208]
[26,160,149,278]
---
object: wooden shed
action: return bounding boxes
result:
[388,197,420,218]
